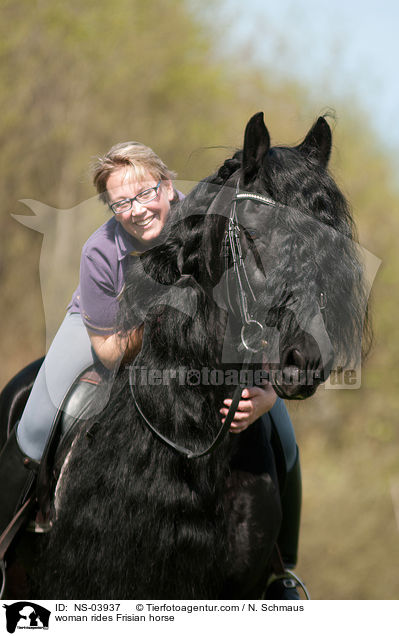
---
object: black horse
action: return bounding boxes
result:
[2,113,370,599]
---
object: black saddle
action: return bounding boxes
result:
[0,358,108,523]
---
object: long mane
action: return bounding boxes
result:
[256,144,371,365]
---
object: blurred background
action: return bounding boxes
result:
[1,0,398,599]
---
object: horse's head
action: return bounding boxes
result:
[209,112,370,400]
[119,112,370,402]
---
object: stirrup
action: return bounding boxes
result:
[264,569,310,600]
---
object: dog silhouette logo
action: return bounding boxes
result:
[3,602,50,633]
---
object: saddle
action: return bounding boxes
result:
[0,359,107,544]
[37,364,109,523]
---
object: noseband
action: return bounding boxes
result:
[129,181,277,459]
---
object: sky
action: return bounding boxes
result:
[218,0,399,155]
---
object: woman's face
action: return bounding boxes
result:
[106,166,174,246]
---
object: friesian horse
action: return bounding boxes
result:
[3,113,370,599]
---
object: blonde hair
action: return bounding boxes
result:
[92,141,177,204]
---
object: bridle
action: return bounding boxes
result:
[225,182,276,353]
[129,179,278,459]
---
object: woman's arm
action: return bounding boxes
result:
[87,325,144,370]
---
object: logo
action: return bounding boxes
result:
[3,603,50,633]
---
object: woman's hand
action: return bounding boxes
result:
[220,383,277,434]
[121,324,144,364]
[88,324,144,370]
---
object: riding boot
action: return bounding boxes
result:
[0,428,39,537]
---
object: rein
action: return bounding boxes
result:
[129,349,254,460]
[129,180,277,459]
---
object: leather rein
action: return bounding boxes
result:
[129,181,277,459]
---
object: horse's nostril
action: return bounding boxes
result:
[286,348,306,369]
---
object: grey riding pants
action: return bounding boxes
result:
[16,312,111,461]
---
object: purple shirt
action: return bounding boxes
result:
[68,217,146,335]
[68,193,184,335]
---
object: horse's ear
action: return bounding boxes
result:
[242,112,271,185]
[297,117,332,167]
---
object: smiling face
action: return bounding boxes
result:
[106,166,175,246]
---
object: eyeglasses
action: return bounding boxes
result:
[109,180,162,215]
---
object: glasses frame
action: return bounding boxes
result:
[109,180,162,215]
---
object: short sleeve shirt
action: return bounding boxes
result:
[67,193,184,335]
[67,216,144,335]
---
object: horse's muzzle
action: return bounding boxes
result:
[265,339,334,400]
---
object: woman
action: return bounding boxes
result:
[0,142,298,573]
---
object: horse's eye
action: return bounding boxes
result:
[319,291,327,310]
[247,228,258,239]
